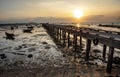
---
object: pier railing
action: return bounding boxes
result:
[42,23,120,73]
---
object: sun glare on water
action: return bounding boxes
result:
[73,9,83,19]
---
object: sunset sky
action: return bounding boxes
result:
[0,0,120,23]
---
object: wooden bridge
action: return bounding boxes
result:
[42,23,120,73]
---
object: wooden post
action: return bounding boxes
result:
[56,28,58,40]
[53,27,55,37]
[55,28,57,39]
[80,36,82,48]
[67,33,70,48]
[106,37,114,73]
[103,44,107,60]
[57,28,59,40]
[106,46,114,73]
[51,26,54,36]
[63,31,66,46]
[61,30,63,43]
[85,39,91,61]
[74,34,77,52]
[79,30,82,49]
[60,29,62,41]
[59,29,61,40]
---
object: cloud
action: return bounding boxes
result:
[117,16,120,20]
[0,17,73,24]
[83,15,104,20]
[81,15,120,22]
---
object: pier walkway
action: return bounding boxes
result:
[43,23,120,73]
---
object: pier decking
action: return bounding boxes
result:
[43,23,120,73]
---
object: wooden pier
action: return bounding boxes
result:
[42,23,120,73]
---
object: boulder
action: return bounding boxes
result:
[5,32,15,40]
[0,54,7,59]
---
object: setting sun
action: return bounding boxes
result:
[73,9,83,19]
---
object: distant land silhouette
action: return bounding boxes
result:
[0,15,120,24]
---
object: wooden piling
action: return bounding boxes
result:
[106,46,114,73]
[56,28,59,40]
[63,31,66,46]
[59,29,61,41]
[67,33,70,48]
[57,28,59,40]
[103,44,107,60]
[42,23,120,73]
[60,29,62,41]
[55,28,57,40]
[106,37,114,73]
[79,30,82,49]
[85,39,91,61]
[79,36,82,48]
[74,34,77,52]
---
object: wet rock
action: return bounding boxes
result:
[3,36,6,38]
[28,48,36,52]
[10,52,25,55]
[89,55,94,60]
[27,26,34,30]
[63,54,66,57]
[113,57,120,64]
[13,61,24,67]
[14,46,22,50]
[23,29,32,33]
[75,75,81,77]
[17,50,26,52]
[95,62,98,67]
[42,42,48,44]
[28,54,33,58]
[32,34,47,37]
[104,75,115,77]
[75,58,80,63]
[22,44,27,48]
[0,47,12,51]
[29,44,36,46]
[116,75,120,77]
[5,32,15,40]
[0,54,7,59]
[95,68,103,71]
[74,53,80,58]
[44,46,51,49]
[93,49,101,53]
